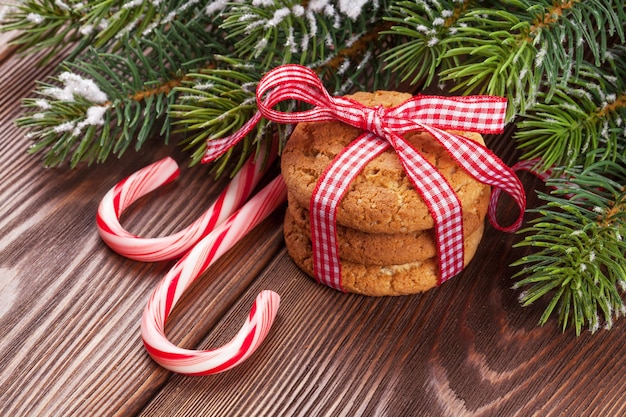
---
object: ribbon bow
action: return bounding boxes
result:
[204,64,526,291]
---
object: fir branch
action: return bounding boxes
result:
[315,20,393,73]
[87,0,207,48]
[220,0,390,75]
[386,0,625,118]
[513,158,626,335]
[170,56,268,175]
[383,0,475,87]
[0,0,210,62]
[515,46,626,170]
[20,19,230,167]
[544,0,626,64]
[384,1,543,118]
[440,5,542,118]
[312,20,396,94]
[20,51,176,167]
[1,0,93,63]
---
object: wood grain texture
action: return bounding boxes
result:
[0,40,625,417]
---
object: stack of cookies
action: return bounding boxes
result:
[280,91,490,296]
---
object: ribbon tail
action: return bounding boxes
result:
[389,134,465,284]
[420,125,526,233]
[202,111,263,164]
[310,133,389,291]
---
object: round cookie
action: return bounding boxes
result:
[284,209,485,296]
[287,183,490,265]
[280,90,489,234]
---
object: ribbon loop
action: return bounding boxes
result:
[203,64,525,289]
[256,65,339,124]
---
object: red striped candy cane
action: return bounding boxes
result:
[141,175,286,375]
[97,146,275,262]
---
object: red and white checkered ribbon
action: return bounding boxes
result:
[204,64,526,291]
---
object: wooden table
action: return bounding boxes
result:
[1,34,625,417]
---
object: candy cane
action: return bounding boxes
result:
[97,146,275,262]
[141,175,286,375]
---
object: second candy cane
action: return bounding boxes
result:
[97,144,275,262]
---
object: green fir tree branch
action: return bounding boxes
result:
[170,56,272,176]
[19,18,232,167]
[1,0,210,63]
[513,157,626,335]
[1,0,93,63]
[383,0,476,87]
[515,45,626,170]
